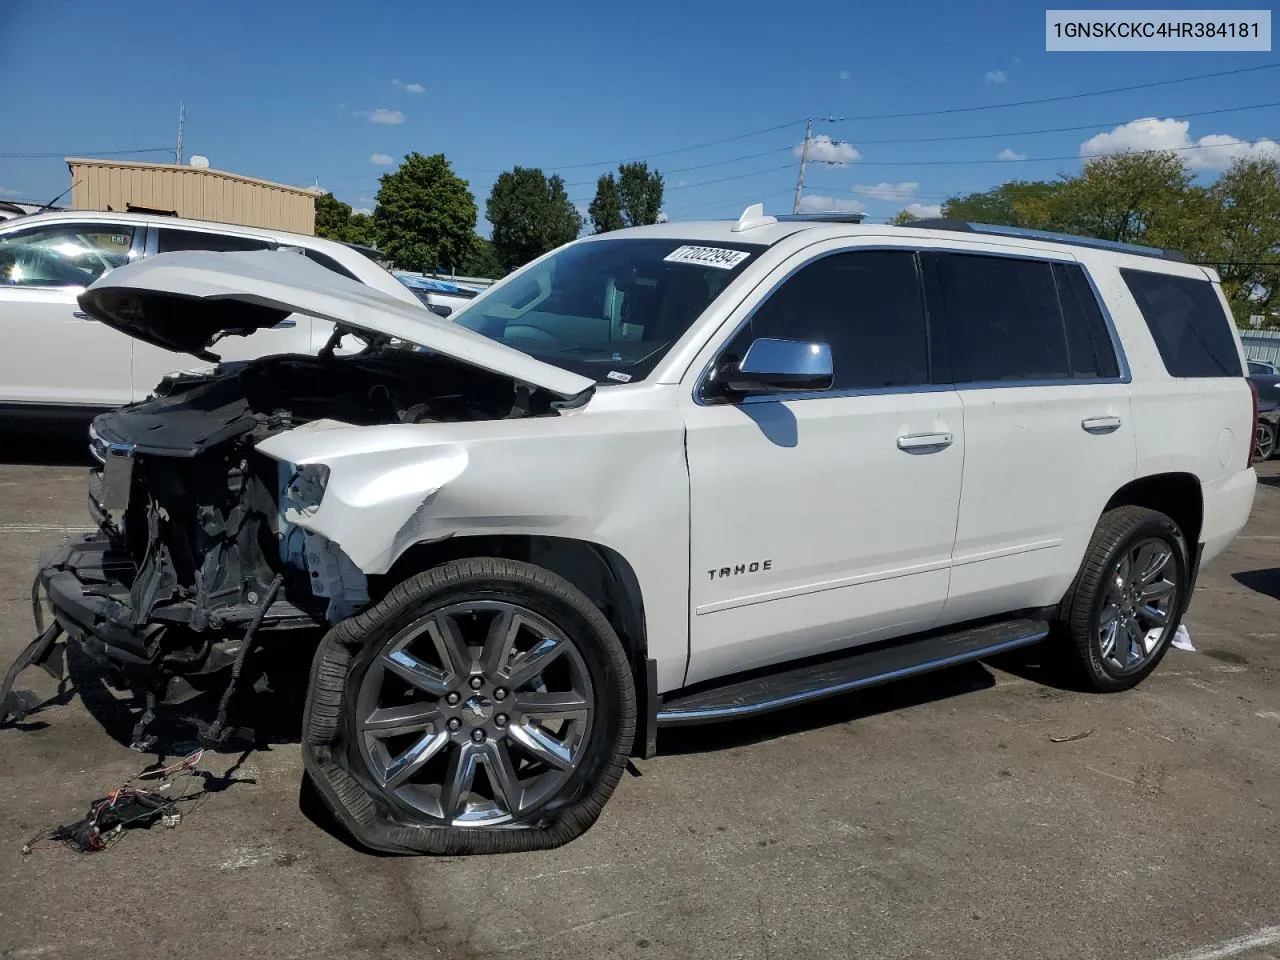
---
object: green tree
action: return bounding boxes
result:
[888,209,919,225]
[347,212,374,247]
[1208,157,1280,325]
[1051,152,1199,246]
[373,152,477,273]
[617,161,664,226]
[485,166,583,272]
[459,236,505,278]
[588,173,625,234]
[314,192,356,241]
[942,180,1063,229]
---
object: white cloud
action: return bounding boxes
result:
[997,148,1027,161]
[676,179,688,187]
[796,134,861,165]
[838,69,851,80]
[1079,117,1280,172]
[353,207,373,216]
[796,194,867,214]
[985,69,1007,84]
[370,152,394,165]
[854,181,919,201]
[0,187,21,197]
[904,202,942,218]
[363,108,405,125]
[405,83,425,94]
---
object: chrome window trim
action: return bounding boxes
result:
[690,242,1131,407]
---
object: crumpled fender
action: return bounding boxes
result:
[258,420,470,573]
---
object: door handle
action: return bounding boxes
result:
[897,432,954,452]
[271,318,297,329]
[73,310,95,321]
[1082,415,1122,434]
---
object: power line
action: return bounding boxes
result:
[800,135,1280,171]
[838,63,1280,121]
[0,147,175,159]
[853,99,1280,146]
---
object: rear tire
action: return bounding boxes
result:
[301,557,636,855]
[1256,420,1276,462]
[1057,506,1188,693]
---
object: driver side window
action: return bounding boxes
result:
[719,249,931,392]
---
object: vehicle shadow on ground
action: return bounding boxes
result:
[1232,568,1280,601]
[0,427,92,466]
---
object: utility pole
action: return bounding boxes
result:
[791,118,813,215]
[176,102,186,165]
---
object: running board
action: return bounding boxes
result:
[656,617,1049,727]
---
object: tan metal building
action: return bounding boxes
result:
[65,158,320,235]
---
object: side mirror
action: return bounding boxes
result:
[428,303,453,319]
[721,337,834,394]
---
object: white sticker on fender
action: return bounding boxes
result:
[663,245,750,270]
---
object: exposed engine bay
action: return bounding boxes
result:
[1,342,563,743]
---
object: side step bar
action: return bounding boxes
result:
[656,617,1049,727]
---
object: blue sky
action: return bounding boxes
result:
[1,0,1277,230]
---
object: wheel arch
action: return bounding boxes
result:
[377,534,651,668]
[1103,472,1203,550]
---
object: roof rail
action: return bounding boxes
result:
[775,212,867,224]
[900,219,1187,262]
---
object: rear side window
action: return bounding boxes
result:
[1121,269,1242,377]
[1055,263,1120,379]
[933,253,1068,382]
[302,249,360,281]
[157,229,274,254]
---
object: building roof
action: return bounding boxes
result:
[64,157,322,197]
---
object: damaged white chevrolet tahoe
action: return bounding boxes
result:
[0,206,1257,855]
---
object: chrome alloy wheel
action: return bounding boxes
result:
[1256,421,1276,462]
[1097,538,1179,673]
[355,600,594,826]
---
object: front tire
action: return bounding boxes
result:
[1058,506,1188,692]
[301,557,636,855]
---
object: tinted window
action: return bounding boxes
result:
[302,248,359,281]
[720,250,930,391]
[453,238,761,384]
[0,222,135,287]
[1121,269,1242,377]
[935,253,1068,382]
[1056,263,1120,379]
[157,229,273,254]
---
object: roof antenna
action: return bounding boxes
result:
[732,202,777,232]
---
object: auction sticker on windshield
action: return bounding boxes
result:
[663,246,750,269]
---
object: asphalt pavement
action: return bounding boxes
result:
[0,432,1277,960]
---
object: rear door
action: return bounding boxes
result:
[0,220,140,408]
[130,227,316,397]
[924,250,1136,624]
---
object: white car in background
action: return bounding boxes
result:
[0,210,423,422]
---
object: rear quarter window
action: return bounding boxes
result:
[1120,268,1242,378]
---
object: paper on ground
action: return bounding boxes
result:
[1172,624,1196,652]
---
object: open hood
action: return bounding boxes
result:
[78,249,596,401]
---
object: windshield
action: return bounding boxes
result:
[452,237,762,383]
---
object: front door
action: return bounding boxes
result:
[0,220,140,408]
[681,246,964,686]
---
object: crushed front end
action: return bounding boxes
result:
[2,346,539,743]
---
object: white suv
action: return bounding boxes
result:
[0,206,1256,856]
[0,210,421,421]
